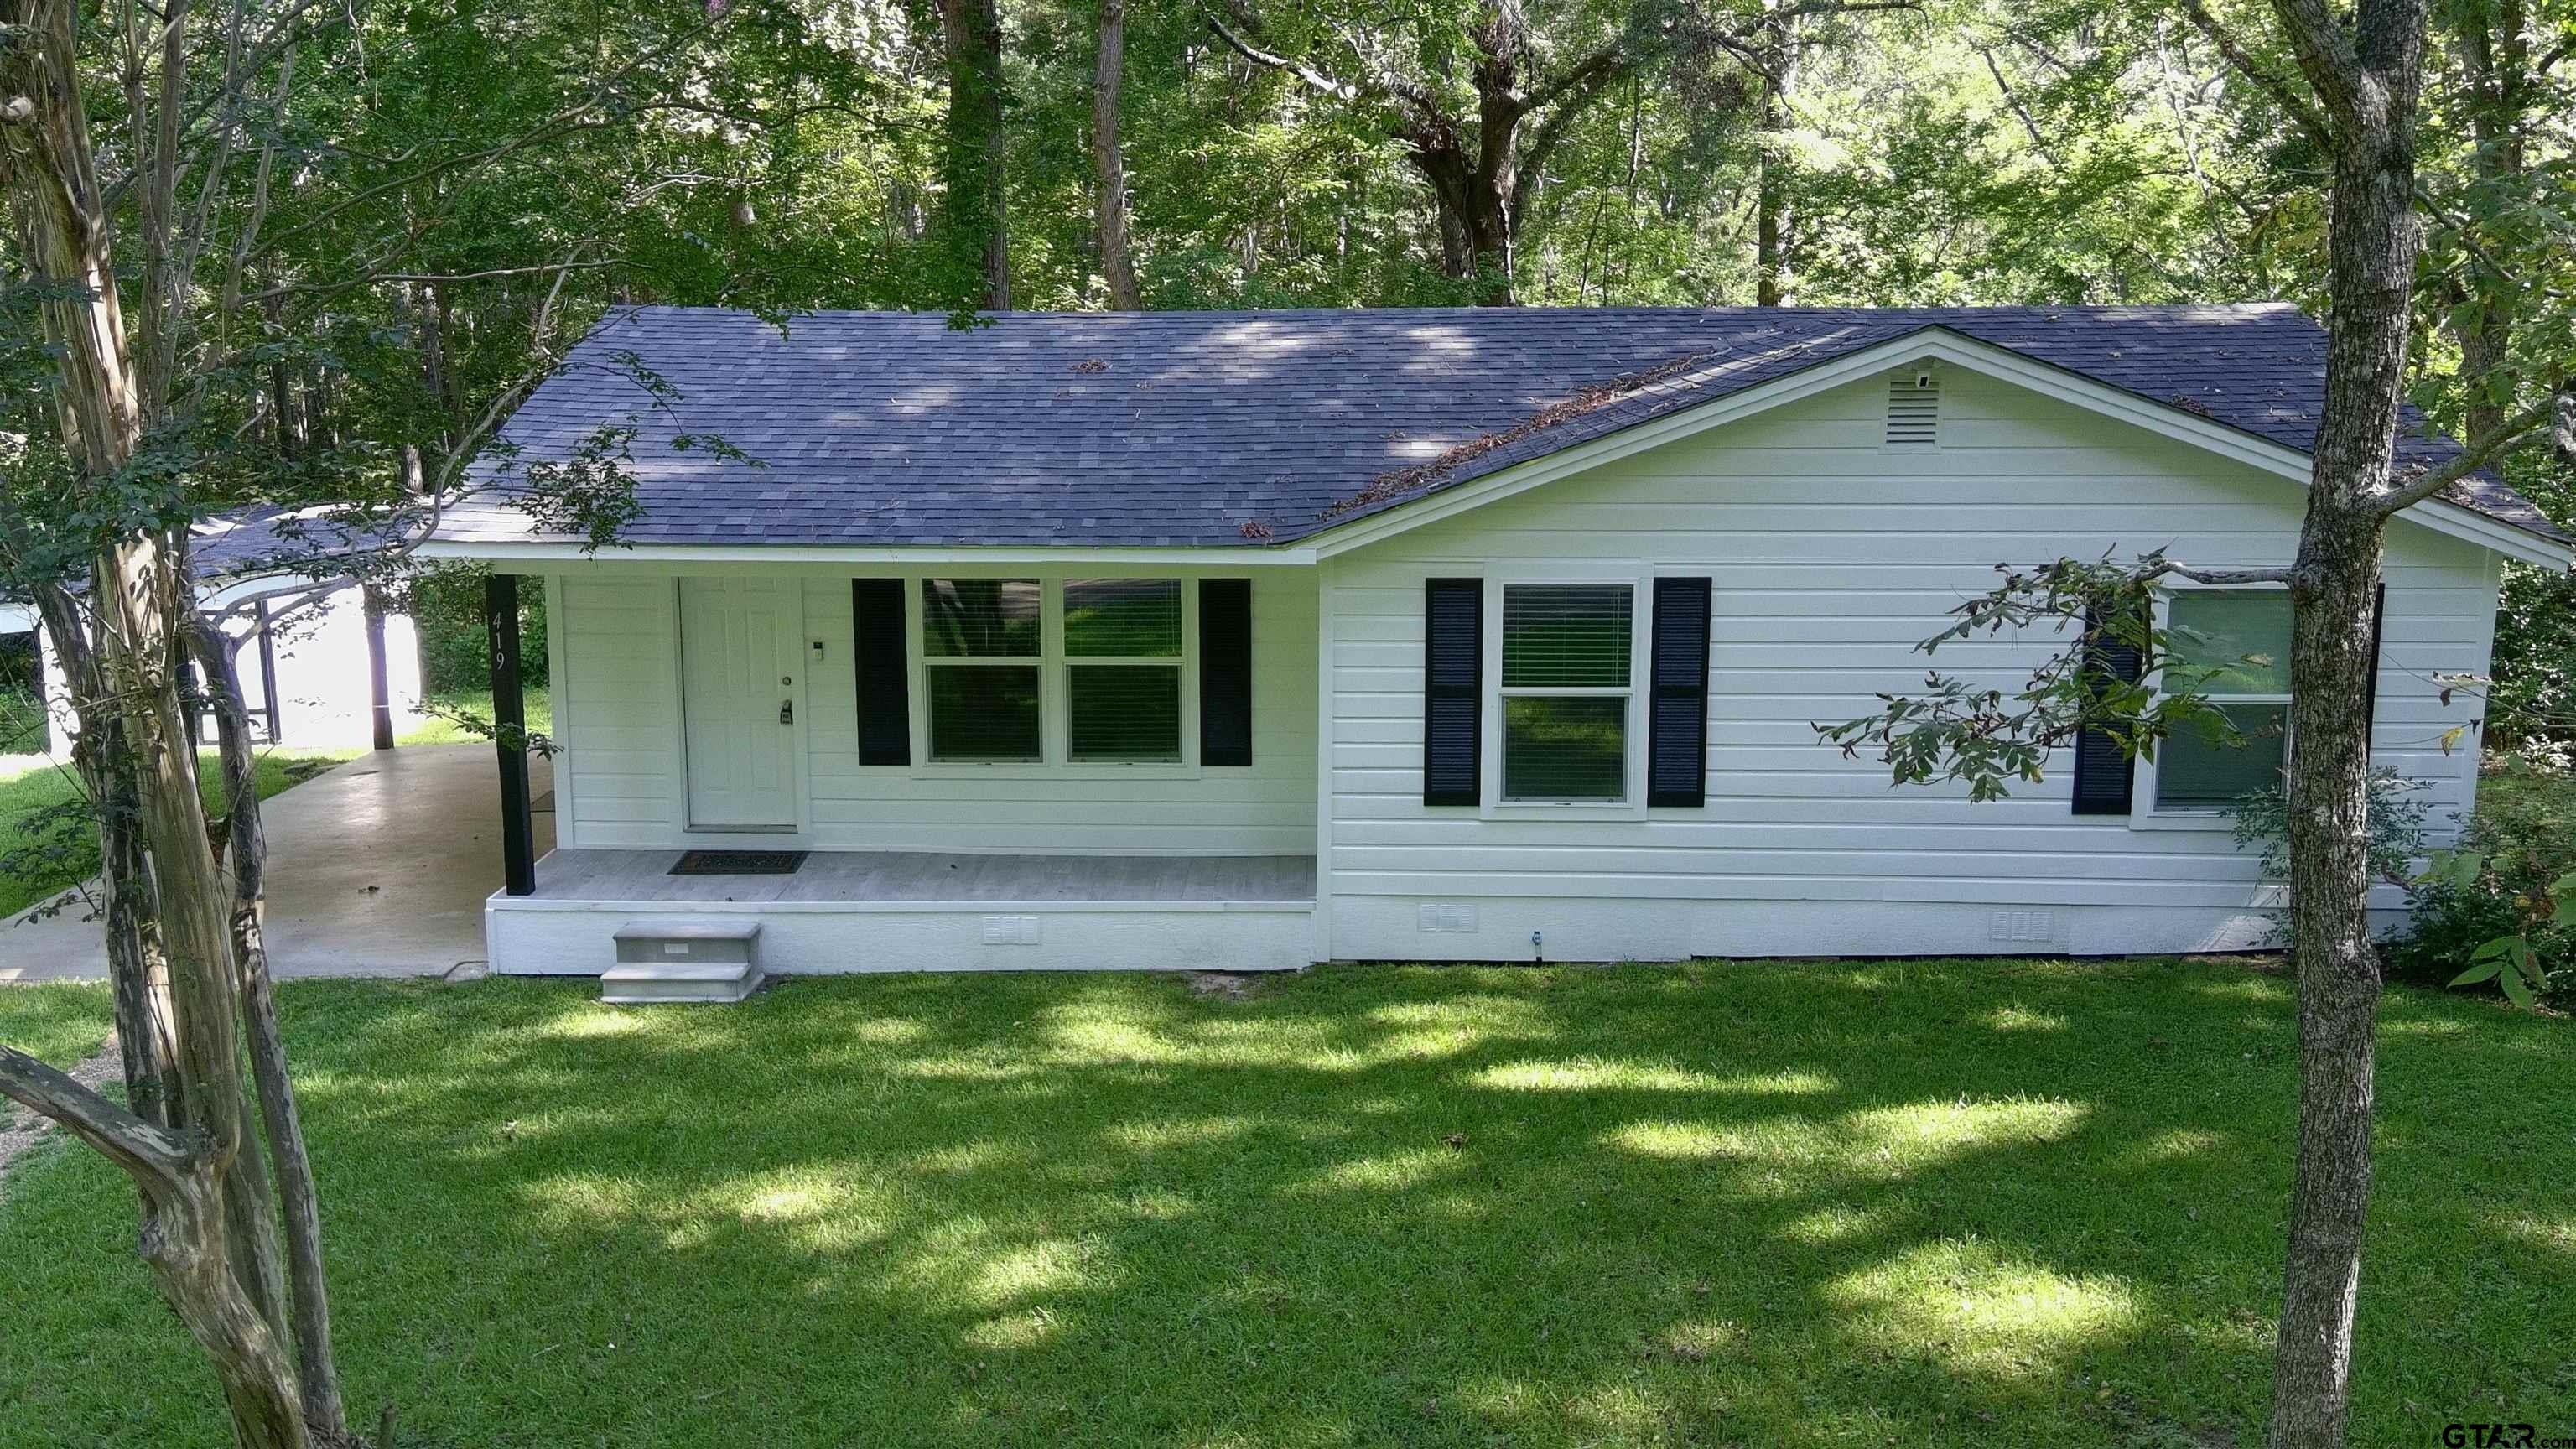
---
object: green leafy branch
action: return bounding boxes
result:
[1815,548,2275,802]
[2418,849,2576,1010]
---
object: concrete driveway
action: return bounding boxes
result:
[0,744,553,984]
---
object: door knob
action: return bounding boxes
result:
[779,699,794,725]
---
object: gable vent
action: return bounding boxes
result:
[1885,372,1940,447]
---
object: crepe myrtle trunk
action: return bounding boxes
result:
[191,615,349,1440]
[29,586,183,1129]
[2267,120,2423,1449]
[0,3,316,1441]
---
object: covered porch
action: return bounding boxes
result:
[470,562,1324,976]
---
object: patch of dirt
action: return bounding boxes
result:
[2096,1389,2241,1448]
[2199,952,2290,974]
[1185,972,1265,1002]
[0,1035,120,1187]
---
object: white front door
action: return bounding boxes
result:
[678,577,801,829]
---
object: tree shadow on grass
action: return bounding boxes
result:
[4,959,2572,1448]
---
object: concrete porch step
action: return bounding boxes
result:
[602,920,763,1004]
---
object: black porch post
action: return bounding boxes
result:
[363,584,397,751]
[486,573,535,897]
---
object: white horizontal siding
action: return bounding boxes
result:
[1322,366,2497,958]
[797,570,1317,854]
[552,569,1318,854]
[554,575,683,844]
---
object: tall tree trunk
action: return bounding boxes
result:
[1434,196,1472,278]
[1093,0,1142,309]
[2448,0,2527,442]
[1412,148,1515,303]
[262,288,299,459]
[1461,176,1514,304]
[2264,5,2430,1441]
[2274,505,2388,1449]
[937,0,1010,309]
[1754,15,1801,306]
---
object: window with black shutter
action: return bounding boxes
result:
[850,579,910,766]
[1423,579,1483,806]
[1646,577,1711,807]
[2070,602,2145,814]
[1199,579,1253,766]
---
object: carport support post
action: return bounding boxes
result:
[486,573,535,897]
[363,584,396,752]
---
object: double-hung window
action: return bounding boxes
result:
[922,578,1043,761]
[2153,589,2292,811]
[914,577,1192,766]
[1498,584,1636,802]
[1064,578,1184,762]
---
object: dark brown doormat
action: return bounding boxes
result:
[669,849,808,876]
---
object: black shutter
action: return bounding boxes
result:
[1200,579,1254,766]
[2070,603,2145,815]
[1423,578,1483,806]
[851,579,910,766]
[1646,577,1712,807]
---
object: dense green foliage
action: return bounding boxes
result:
[5,962,2572,1447]
[2389,760,2576,1008]
[403,567,549,694]
[403,688,556,747]
[0,633,42,755]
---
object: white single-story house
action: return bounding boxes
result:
[425,304,2570,987]
[4,506,424,756]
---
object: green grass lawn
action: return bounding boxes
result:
[2,959,2568,1447]
[400,686,553,746]
[0,980,114,1070]
[0,746,357,919]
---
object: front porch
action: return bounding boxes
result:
[485,848,1319,976]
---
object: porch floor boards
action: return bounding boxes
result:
[525,849,1317,906]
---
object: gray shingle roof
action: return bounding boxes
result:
[438,304,2564,550]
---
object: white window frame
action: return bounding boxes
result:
[2131,580,2293,829]
[902,574,1202,777]
[1061,577,1195,766]
[916,575,1046,765]
[1480,568,1651,819]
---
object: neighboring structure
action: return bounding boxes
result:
[0,602,49,755]
[427,304,2571,980]
[12,506,423,756]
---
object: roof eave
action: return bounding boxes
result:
[413,539,1320,567]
